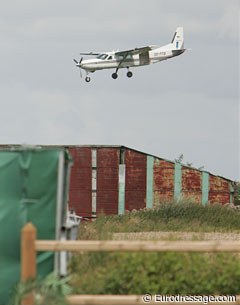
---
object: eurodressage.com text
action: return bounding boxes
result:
[142,294,236,304]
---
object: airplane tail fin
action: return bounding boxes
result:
[171,27,184,49]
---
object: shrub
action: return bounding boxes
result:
[70,201,240,295]
[70,252,240,295]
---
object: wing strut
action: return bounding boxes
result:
[112,52,131,80]
[115,52,130,73]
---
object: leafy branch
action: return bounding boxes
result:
[174,154,204,170]
[10,273,72,305]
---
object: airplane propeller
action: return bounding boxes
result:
[73,57,83,78]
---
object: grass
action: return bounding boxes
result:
[78,201,240,240]
[69,201,240,295]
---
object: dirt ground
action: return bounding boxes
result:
[113,232,240,241]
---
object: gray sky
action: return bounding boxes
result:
[0,0,239,180]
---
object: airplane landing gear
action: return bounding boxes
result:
[112,73,118,79]
[127,71,133,78]
[85,76,91,82]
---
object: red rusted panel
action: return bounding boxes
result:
[181,166,201,203]
[125,149,146,211]
[68,147,92,217]
[125,149,147,167]
[154,159,174,203]
[97,167,119,190]
[125,191,146,211]
[209,192,230,204]
[97,148,119,215]
[182,167,201,191]
[96,191,118,215]
[97,148,119,167]
[125,167,146,190]
[209,175,230,204]
[209,175,229,191]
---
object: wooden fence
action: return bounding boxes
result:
[21,223,240,305]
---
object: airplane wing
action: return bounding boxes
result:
[115,46,152,56]
[80,47,152,57]
[80,52,101,55]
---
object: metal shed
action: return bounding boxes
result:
[0,145,235,217]
[66,145,235,217]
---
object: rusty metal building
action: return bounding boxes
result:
[66,145,235,217]
[0,145,234,217]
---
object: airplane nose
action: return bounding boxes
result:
[73,57,83,67]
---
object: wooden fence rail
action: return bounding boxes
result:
[35,239,240,252]
[21,223,240,305]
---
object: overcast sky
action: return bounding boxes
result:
[0,0,239,180]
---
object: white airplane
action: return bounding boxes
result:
[74,27,187,82]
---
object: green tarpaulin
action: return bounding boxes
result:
[0,148,71,305]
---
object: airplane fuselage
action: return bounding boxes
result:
[78,46,185,72]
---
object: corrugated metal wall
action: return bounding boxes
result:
[97,148,119,215]
[181,166,202,202]
[154,159,175,202]
[209,175,230,204]
[125,149,147,211]
[67,146,234,217]
[68,147,92,217]
[0,145,234,217]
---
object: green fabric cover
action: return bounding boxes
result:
[0,149,67,305]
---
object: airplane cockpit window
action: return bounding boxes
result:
[97,54,108,60]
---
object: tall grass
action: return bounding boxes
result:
[79,201,240,240]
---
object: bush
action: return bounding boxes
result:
[70,201,240,295]
[70,252,240,295]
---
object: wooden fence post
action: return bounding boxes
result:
[21,223,37,305]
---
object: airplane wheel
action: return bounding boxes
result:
[85,76,91,82]
[112,73,118,79]
[127,71,133,78]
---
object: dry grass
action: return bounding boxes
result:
[113,231,240,241]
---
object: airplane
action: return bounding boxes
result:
[74,27,187,82]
